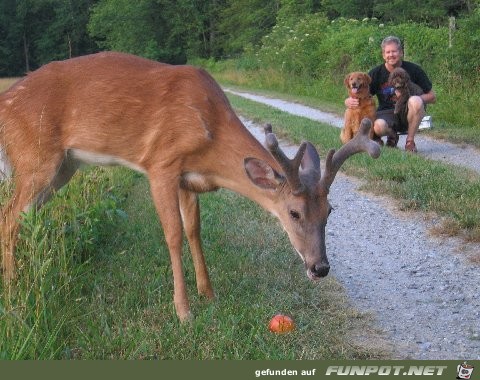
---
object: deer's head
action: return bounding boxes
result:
[244,119,380,280]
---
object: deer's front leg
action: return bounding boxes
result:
[149,176,192,322]
[179,188,214,299]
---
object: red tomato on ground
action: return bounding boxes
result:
[268,314,295,333]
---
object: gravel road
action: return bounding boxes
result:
[231,89,480,360]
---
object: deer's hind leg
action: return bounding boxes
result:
[1,153,76,282]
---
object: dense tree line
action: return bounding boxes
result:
[0,0,478,76]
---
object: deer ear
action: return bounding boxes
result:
[301,142,320,172]
[244,158,284,190]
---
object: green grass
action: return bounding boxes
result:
[227,93,480,245]
[0,167,386,359]
[0,168,135,359]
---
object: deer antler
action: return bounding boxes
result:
[320,118,380,191]
[264,124,307,194]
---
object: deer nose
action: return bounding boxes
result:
[309,263,330,278]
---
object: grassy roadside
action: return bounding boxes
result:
[0,166,388,359]
[209,66,480,148]
[0,167,136,359]
[227,94,480,249]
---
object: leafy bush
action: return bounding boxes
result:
[450,9,480,76]
[258,14,330,77]
[257,15,456,82]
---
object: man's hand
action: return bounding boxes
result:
[345,97,359,109]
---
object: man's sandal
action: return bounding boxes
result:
[405,139,417,153]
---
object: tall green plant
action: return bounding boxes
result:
[0,168,133,359]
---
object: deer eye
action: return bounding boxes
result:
[289,210,301,220]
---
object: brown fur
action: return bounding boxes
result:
[388,67,424,119]
[341,72,376,144]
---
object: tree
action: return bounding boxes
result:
[0,0,97,76]
[320,0,375,19]
[176,0,227,59]
[34,0,98,64]
[217,0,280,56]
[373,0,446,25]
[319,0,479,24]
[88,0,203,63]
[0,0,24,75]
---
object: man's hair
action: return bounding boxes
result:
[381,36,403,52]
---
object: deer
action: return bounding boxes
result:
[0,52,380,321]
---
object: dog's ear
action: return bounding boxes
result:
[344,73,351,87]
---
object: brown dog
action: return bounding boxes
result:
[388,67,424,127]
[341,72,376,144]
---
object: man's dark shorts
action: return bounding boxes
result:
[376,109,408,134]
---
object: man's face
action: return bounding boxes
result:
[382,43,403,67]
